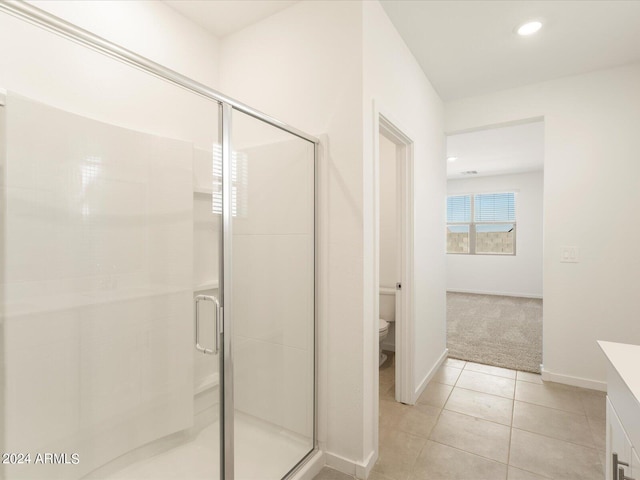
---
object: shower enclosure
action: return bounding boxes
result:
[0,3,316,480]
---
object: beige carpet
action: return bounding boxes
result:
[447,292,543,373]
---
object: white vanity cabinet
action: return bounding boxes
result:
[600,341,640,480]
[606,396,637,480]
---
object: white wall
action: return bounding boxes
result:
[219,0,367,472]
[447,171,544,298]
[29,0,220,88]
[363,0,446,394]
[446,62,640,389]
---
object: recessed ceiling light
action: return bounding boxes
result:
[516,21,542,36]
[447,156,458,162]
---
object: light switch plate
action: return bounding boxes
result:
[561,246,580,263]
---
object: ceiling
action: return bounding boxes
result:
[164,0,298,38]
[446,121,544,179]
[380,1,640,101]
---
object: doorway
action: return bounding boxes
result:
[445,119,544,373]
[375,114,414,406]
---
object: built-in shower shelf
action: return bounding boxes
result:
[194,281,218,292]
[194,187,215,195]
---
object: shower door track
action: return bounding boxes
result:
[0,2,319,480]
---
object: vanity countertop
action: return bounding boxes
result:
[599,341,640,405]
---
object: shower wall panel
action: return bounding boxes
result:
[232,138,314,439]
[1,94,194,479]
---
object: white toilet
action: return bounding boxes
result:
[379,318,390,366]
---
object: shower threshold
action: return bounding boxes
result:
[101,412,311,480]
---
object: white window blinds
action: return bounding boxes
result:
[474,192,515,222]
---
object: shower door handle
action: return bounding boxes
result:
[195,294,221,355]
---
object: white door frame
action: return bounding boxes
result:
[374,109,415,405]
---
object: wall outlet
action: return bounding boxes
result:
[560,246,580,263]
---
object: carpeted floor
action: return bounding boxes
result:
[447,292,543,373]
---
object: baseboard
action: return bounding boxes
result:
[540,366,607,392]
[355,449,377,479]
[447,289,542,299]
[289,449,324,480]
[325,450,377,480]
[325,452,356,477]
[413,348,448,404]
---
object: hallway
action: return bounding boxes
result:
[315,356,605,480]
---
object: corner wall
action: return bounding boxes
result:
[219,0,367,472]
[363,0,446,460]
[446,63,640,389]
[447,171,544,298]
[220,1,448,476]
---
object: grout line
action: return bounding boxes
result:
[507,465,554,480]
[506,385,515,476]
[427,439,508,466]
[451,385,515,402]
[510,426,603,452]
[512,396,590,416]
[404,361,458,478]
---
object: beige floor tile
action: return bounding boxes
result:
[380,375,394,392]
[409,441,507,480]
[379,355,396,385]
[432,365,462,386]
[417,381,453,409]
[514,381,585,414]
[313,467,355,480]
[457,369,516,399]
[445,357,467,369]
[598,450,606,471]
[413,401,443,417]
[516,371,543,385]
[374,427,427,480]
[368,472,395,480]
[507,466,551,480]
[379,399,411,429]
[429,410,511,463]
[445,387,514,425]
[512,401,595,447]
[587,415,606,452]
[380,383,396,402]
[581,390,606,421]
[395,403,440,438]
[464,362,517,379]
[509,428,603,480]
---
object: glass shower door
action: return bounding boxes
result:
[0,11,224,478]
[225,108,315,479]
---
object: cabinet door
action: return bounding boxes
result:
[631,447,640,479]
[607,397,633,480]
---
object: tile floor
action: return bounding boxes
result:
[314,354,605,480]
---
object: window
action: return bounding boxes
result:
[447,192,516,255]
[212,144,248,218]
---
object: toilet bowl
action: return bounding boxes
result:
[379,318,390,366]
